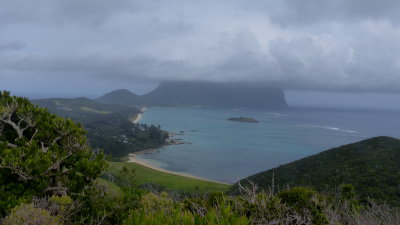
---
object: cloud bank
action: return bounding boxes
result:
[1,0,400,95]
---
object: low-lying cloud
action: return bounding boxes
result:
[1,0,400,96]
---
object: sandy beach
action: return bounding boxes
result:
[127,153,230,185]
[131,113,142,123]
[130,107,146,123]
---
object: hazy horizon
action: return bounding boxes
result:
[5,84,400,112]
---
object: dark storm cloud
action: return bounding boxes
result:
[1,0,400,95]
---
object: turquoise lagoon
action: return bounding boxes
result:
[138,107,400,183]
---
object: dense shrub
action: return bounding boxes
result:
[0,91,107,216]
[121,183,400,225]
[124,205,249,225]
[277,187,329,224]
[69,186,142,225]
[2,203,61,225]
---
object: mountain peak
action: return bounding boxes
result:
[96,89,140,105]
[97,81,288,109]
[105,89,137,95]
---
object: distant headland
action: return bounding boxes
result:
[97,81,288,109]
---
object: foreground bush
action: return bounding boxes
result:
[121,183,400,225]
[0,91,107,216]
[124,192,249,225]
[2,203,61,225]
[65,186,141,225]
[125,207,249,225]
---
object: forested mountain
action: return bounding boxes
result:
[236,136,400,205]
[33,97,168,157]
[97,81,288,109]
[95,89,141,106]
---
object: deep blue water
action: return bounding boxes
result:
[138,107,400,183]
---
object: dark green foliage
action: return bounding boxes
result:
[86,120,168,157]
[0,91,107,216]
[69,186,142,225]
[278,187,318,208]
[236,136,400,206]
[278,187,329,224]
[33,97,168,157]
[340,184,356,201]
[66,165,143,224]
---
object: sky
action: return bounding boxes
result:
[1,0,400,108]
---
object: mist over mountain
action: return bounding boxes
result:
[97,81,288,109]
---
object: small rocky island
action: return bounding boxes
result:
[227,117,259,123]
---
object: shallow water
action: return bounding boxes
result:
[137,107,400,183]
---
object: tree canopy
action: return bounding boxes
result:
[0,91,107,216]
[33,97,169,158]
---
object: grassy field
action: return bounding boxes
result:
[107,161,231,194]
[80,106,113,114]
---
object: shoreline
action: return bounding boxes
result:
[127,153,230,185]
[127,107,230,185]
[130,107,146,123]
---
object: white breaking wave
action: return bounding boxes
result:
[265,112,287,117]
[308,125,359,134]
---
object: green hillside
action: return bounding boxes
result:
[33,98,168,157]
[32,97,139,118]
[236,136,400,205]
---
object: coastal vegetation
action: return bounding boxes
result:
[237,136,400,206]
[121,185,400,225]
[0,91,107,216]
[33,97,169,158]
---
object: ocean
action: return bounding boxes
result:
[137,107,400,183]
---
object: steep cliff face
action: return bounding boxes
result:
[97,81,288,109]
